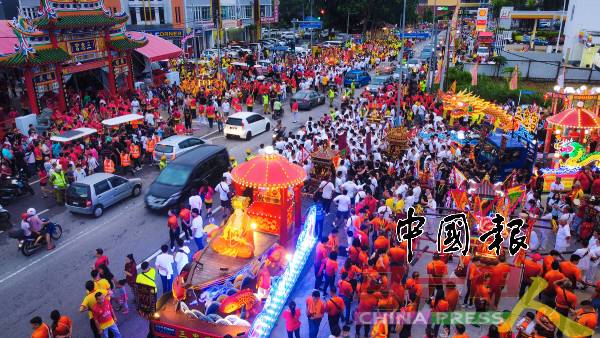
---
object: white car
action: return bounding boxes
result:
[224,112,271,140]
[153,135,207,163]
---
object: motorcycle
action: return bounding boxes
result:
[0,169,34,204]
[272,126,287,141]
[8,219,62,256]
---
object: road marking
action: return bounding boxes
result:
[38,209,49,216]
[0,205,130,285]
[208,135,225,141]
[136,206,222,270]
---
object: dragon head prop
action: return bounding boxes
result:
[554,139,579,155]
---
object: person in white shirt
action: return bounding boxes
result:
[215,177,231,218]
[223,171,233,185]
[190,208,205,251]
[189,194,202,214]
[173,238,190,275]
[333,190,352,226]
[549,177,564,200]
[74,165,86,182]
[554,214,571,253]
[155,245,174,294]
[341,180,360,200]
[404,190,415,211]
[319,179,335,213]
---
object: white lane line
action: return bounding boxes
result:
[208,135,225,141]
[0,205,129,285]
[136,206,222,270]
[38,209,50,216]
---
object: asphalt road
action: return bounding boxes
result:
[0,38,432,337]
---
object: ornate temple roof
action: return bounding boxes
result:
[108,34,149,52]
[0,47,70,67]
[34,11,128,30]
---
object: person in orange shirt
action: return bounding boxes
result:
[328,228,339,254]
[429,288,450,337]
[306,290,325,338]
[378,291,400,312]
[427,253,448,297]
[445,282,460,312]
[490,255,511,307]
[373,233,390,252]
[464,256,480,307]
[543,250,562,275]
[374,248,390,274]
[30,316,51,338]
[543,261,566,307]
[474,274,493,312]
[314,237,330,291]
[521,253,543,297]
[389,245,407,281]
[119,151,133,176]
[573,300,598,338]
[406,272,424,310]
[559,254,583,287]
[320,251,338,293]
[356,289,378,337]
[554,280,578,319]
[338,272,354,324]
[50,310,72,338]
[451,324,469,338]
[326,288,345,336]
[341,259,361,292]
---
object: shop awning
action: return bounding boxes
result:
[127,31,182,62]
[0,20,19,55]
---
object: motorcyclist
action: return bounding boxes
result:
[26,208,54,250]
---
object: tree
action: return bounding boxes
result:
[490,55,507,77]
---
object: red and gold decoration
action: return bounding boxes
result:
[211,196,256,259]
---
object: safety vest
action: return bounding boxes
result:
[135,268,157,293]
[245,154,255,162]
[120,153,131,167]
[52,171,67,188]
[104,159,115,173]
[146,139,156,153]
[130,144,140,159]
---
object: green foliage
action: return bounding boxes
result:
[490,55,507,66]
[446,68,546,106]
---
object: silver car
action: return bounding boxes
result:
[66,173,142,217]
[153,135,206,163]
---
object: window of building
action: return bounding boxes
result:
[129,8,137,25]
[159,7,165,24]
[260,5,272,18]
[221,6,235,20]
[243,5,252,19]
[141,7,156,21]
[201,6,211,20]
[175,6,181,23]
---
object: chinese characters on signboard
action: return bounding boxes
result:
[395,207,529,263]
[69,39,96,54]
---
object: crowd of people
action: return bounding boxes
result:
[12,27,600,338]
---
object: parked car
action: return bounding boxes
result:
[66,173,142,217]
[145,145,229,210]
[343,70,371,87]
[375,62,394,75]
[291,90,326,110]
[153,135,207,163]
[323,40,343,48]
[420,50,433,61]
[367,75,393,94]
[224,112,271,140]
[406,58,421,69]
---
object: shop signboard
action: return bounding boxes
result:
[476,7,488,32]
[69,39,96,54]
[145,29,184,39]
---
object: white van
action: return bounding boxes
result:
[323,40,343,48]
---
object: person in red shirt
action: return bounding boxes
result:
[559,254,583,287]
[490,255,511,307]
[427,253,448,297]
[282,300,301,338]
[91,292,121,337]
[314,237,330,291]
[429,288,450,337]
[543,261,566,307]
[94,248,109,270]
[167,209,180,251]
[521,253,543,297]
[356,289,378,337]
[338,272,354,324]
[178,207,192,242]
[591,173,600,195]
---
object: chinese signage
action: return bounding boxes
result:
[69,39,96,54]
[261,0,279,24]
[395,208,529,263]
[476,7,488,32]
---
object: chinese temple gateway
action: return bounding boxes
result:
[0,0,148,114]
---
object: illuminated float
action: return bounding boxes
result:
[151,148,315,337]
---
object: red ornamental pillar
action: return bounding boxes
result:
[126,51,134,91]
[293,184,302,230]
[279,187,288,245]
[54,63,67,111]
[24,67,39,114]
[104,30,117,97]
[543,123,554,155]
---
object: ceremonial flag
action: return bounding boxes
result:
[450,167,467,189]
[507,184,527,213]
[450,80,457,93]
[434,58,443,84]
[471,61,479,86]
[450,189,469,211]
[509,65,519,90]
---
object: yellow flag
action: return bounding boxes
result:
[450,80,457,93]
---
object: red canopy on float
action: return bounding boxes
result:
[547,103,600,130]
[231,153,306,189]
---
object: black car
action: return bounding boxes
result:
[291,90,326,110]
[145,145,229,211]
[367,75,393,94]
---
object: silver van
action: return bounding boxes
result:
[153,135,206,163]
[66,173,142,217]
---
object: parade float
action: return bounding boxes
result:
[540,101,600,191]
[150,149,315,338]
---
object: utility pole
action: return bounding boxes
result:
[556,0,566,53]
[427,0,438,91]
[439,21,451,91]
[397,0,406,111]
[346,9,350,35]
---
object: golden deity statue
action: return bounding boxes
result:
[211,196,256,259]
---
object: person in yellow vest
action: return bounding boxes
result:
[230,156,238,168]
[120,151,133,176]
[245,149,255,162]
[104,158,115,174]
[135,261,157,294]
[51,165,68,205]
[159,155,167,171]
[130,143,141,171]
